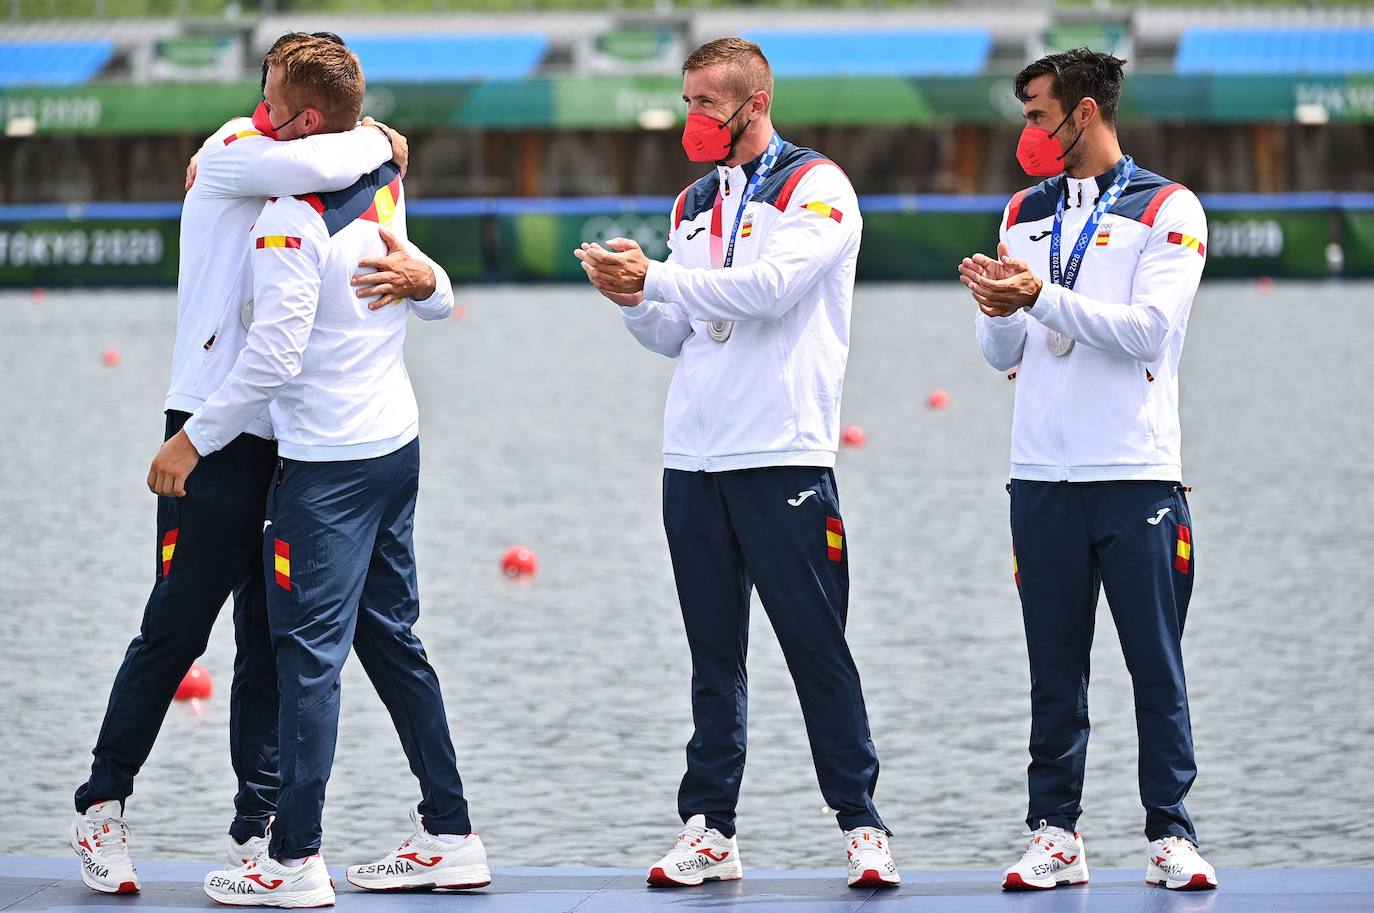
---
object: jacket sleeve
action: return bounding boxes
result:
[642,165,861,323]
[402,239,454,321]
[183,200,325,455]
[194,123,392,198]
[1026,189,1208,364]
[976,200,1029,372]
[620,187,695,358]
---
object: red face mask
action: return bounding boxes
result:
[680,97,752,163]
[1015,110,1083,177]
[251,100,302,140]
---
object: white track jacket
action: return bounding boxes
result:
[166,117,393,438]
[977,160,1207,482]
[183,163,453,461]
[624,139,862,472]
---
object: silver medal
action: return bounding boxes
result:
[240,298,255,329]
[1046,330,1075,357]
[708,320,734,343]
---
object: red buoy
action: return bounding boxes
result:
[927,389,951,410]
[101,347,121,367]
[841,425,866,447]
[31,287,45,302]
[175,663,213,701]
[452,304,470,321]
[1256,276,1274,294]
[501,546,537,578]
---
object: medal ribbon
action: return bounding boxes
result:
[709,132,781,270]
[1050,156,1135,291]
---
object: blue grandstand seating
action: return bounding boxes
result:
[1175,28,1374,74]
[0,40,114,86]
[341,33,548,81]
[741,29,991,77]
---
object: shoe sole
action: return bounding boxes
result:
[1147,866,1217,891]
[205,887,337,908]
[70,824,140,895]
[848,869,900,889]
[345,865,492,892]
[646,864,744,887]
[1002,871,1089,891]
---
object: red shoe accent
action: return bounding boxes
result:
[647,867,686,887]
[116,881,139,894]
[1003,872,1051,891]
[849,870,897,889]
[1175,872,1216,891]
[438,879,492,890]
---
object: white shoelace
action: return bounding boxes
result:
[1021,820,1073,857]
[847,829,889,856]
[88,815,133,864]
[1156,836,1199,856]
[671,821,708,852]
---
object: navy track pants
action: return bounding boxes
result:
[1010,479,1199,844]
[663,466,886,838]
[76,411,279,842]
[263,438,471,858]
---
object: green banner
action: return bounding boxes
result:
[0,204,1350,288]
[6,72,1374,136]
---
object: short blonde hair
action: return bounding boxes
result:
[683,37,774,107]
[269,37,365,132]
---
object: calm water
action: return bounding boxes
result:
[0,282,1371,873]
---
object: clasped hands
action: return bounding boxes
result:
[958,241,1044,317]
[574,237,649,308]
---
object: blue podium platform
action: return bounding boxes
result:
[2,857,1370,913]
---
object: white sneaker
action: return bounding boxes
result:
[1147,836,1218,890]
[69,800,140,894]
[844,826,900,888]
[1001,821,1089,891]
[203,854,335,908]
[228,832,272,868]
[646,814,743,887]
[346,807,490,891]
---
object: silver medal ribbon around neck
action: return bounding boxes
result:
[708,133,783,344]
[1046,157,1137,357]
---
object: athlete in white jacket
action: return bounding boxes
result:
[68,32,433,899]
[151,42,485,908]
[577,38,898,890]
[960,49,1217,893]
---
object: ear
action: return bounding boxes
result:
[751,91,769,117]
[300,107,326,135]
[1077,96,1099,127]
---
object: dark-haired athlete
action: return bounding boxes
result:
[960,48,1216,892]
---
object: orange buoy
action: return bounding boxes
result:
[501,546,537,578]
[101,347,120,367]
[841,425,866,447]
[927,389,951,410]
[175,663,213,701]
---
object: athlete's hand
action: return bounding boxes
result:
[574,243,644,307]
[147,429,201,498]
[964,241,1042,317]
[362,116,408,178]
[576,237,649,295]
[185,152,200,191]
[354,226,434,309]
